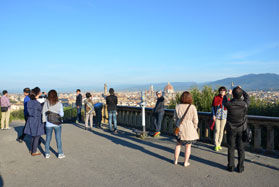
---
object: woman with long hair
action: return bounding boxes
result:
[42,90,65,159]
[24,87,45,156]
[174,91,199,167]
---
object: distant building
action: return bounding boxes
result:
[164,82,174,94]
[104,83,108,95]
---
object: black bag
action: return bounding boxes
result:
[45,102,63,125]
[1,107,8,112]
[242,128,252,143]
[45,111,63,125]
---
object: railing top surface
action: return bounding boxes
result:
[117,105,279,122]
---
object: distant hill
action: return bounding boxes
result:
[117,73,279,92]
[202,73,279,91]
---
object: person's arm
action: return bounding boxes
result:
[192,106,199,129]
[242,89,250,106]
[60,103,64,117]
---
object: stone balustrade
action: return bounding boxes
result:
[116,106,279,154]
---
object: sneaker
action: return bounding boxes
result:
[31,152,41,156]
[58,154,65,159]
[218,146,222,150]
[6,127,11,130]
[113,129,118,134]
[45,154,50,159]
[153,132,161,137]
[214,146,219,151]
[16,138,23,143]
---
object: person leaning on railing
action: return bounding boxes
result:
[224,86,249,173]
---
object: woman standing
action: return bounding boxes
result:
[174,91,199,167]
[211,86,230,151]
[42,90,65,159]
[24,87,45,156]
[84,92,95,130]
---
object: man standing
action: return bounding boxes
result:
[17,88,30,142]
[76,89,82,123]
[153,91,165,137]
[225,86,250,173]
[106,88,118,133]
[1,90,11,130]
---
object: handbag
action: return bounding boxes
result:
[45,102,63,125]
[242,127,252,143]
[1,107,8,112]
[174,104,191,136]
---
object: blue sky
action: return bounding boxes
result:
[0,0,278,91]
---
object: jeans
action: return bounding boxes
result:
[85,113,93,128]
[108,110,117,131]
[153,112,164,132]
[1,109,10,129]
[227,127,245,169]
[45,126,63,155]
[31,136,41,153]
[214,119,226,147]
[18,115,28,140]
[77,107,82,122]
[95,107,103,126]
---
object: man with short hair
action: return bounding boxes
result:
[1,90,11,130]
[76,89,82,123]
[153,91,165,137]
[17,88,31,142]
[225,86,250,173]
[106,88,118,133]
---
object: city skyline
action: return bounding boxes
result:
[0,0,278,90]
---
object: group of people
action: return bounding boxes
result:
[1,85,249,172]
[171,86,249,173]
[15,87,65,159]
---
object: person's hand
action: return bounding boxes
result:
[213,116,216,121]
[228,89,232,95]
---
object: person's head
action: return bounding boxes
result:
[218,86,227,96]
[180,91,193,104]
[23,88,30,96]
[76,89,81,94]
[232,86,243,99]
[156,91,162,98]
[86,92,92,99]
[47,90,59,106]
[109,88,114,95]
[30,87,41,100]
[2,90,8,96]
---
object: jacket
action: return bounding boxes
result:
[224,90,250,130]
[76,94,82,107]
[24,100,45,136]
[106,95,118,111]
[174,104,199,141]
[153,96,165,113]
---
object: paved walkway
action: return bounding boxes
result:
[0,121,278,187]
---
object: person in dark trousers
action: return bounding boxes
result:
[17,88,31,143]
[153,91,165,137]
[94,102,103,128]
[24,87,45,156]
[106,88,118,133]
[224,86,250,173]
[76,89,82,123]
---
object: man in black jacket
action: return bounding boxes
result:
[153,91,165,137]
[106,88,118,133]
[76,89,82,123]
[224,86,250,173]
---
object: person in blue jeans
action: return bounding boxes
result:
[42,90,65,159]
[106,88,118,133]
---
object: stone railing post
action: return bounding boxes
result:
[266,125,274,152]
[254,124,262,151]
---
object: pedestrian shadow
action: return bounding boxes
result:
[0,174,4,187]
[13,126,56,156]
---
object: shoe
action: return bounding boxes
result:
[153,132,161,137]
[237,166,244,173]
[16,138,23,143]
[113,130,118,134]
[227,166,234,172]
[85,127,87,131]
[214,146,219,151]
[174,160,178,165]
[58,154,65,159]
[31,152,41,156]
[218,146,222,150]
[184,162,190,167]
[6,127,11,130]
[45,154,50,159]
